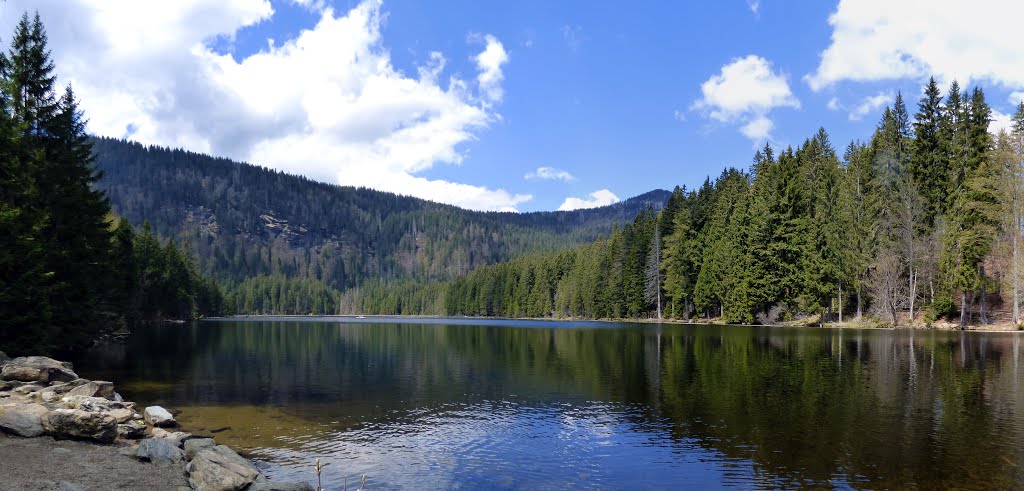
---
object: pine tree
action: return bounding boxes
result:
[941,87,998,326]
[644,226,662,319]
[840,141,878,318]
[1011,103,1024,323]
[912,78,948,225]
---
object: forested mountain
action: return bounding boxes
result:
[92,136,669,292]
[345,80,1024,328]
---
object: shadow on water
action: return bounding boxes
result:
[74,319,1024,489]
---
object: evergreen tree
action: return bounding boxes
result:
[839,141,879,318]
[912,78,948,225]
[941,87,998,326]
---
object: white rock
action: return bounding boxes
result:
[144,406,176,427]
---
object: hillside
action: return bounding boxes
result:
[92,137,669,293]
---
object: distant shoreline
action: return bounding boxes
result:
[209,314,1024,334]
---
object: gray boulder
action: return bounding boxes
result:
[144,406,176,427]
[136,437,184,465]
[42,408,117,443]
[184,437,217,460]
[13,383,44,395]
[60,394,132,413]
[106,407,135,424]
[151,427,192,447]
[249,480,316,491]
[187,445,261,491]
[47,379,90,394]
[0,356,78,383]
[0,402,48,437]
[66,380,115,400]
[0,350,9,364]
[117,421,147,440]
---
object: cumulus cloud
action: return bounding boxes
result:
[740,115,773,141]
[558,189,620,211]
[848,92,893,121]
[807,0,1024,92]
[3,0,528,211]
[825,92,893,121]
[691,55,799,142]
[474,34,508,104]
[1010,91,1024,106]
[524,167,575,183]
[990,110,1014,135]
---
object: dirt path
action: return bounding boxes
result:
[0,432,189,490]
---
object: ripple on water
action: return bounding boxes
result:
[243,399,776,490]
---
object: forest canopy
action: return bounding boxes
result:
[344,80,1024,329]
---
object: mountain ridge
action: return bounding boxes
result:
[91,136,669,291]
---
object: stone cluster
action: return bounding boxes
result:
[0,353,314,491]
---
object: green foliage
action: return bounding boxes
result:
[0,13,222,355]
[90,136,670,292]
[343,80,1014,328]
[226,274,338,315]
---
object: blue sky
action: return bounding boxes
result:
[7,0,1024,211]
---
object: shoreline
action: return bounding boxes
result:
[215,313,1024,334]
[0,353,315,491]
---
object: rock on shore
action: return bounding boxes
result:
[0,354,316,491]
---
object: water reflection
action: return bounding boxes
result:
[76,319,1024,489]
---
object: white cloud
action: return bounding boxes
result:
[691,55,799,142]
[525,167,575,183]
[990,110,1013,135]
[1010,91,1024,106]
[807,0,1024,92]
[673,109,687,122]
[290,0,327,12]
[5,0,528,211]
[474,34,508,104]
[848,92,893,121]
[826,97,841,111]
[558,189,620,211]
[746,0,760,14]
[740,115,773,141]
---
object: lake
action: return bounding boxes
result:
[72,318,1024,489]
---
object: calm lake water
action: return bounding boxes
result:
[72,318,1024,489]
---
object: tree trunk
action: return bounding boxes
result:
[856,286,863,319]
[838,280,843,324]
[979,266,988,325]
[1014,218,1021,325]
[960,290,968,328]
[656,284,662,320]
[908,268,916,323]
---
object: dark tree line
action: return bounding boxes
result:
[0,14,222,355]
[226,274,339,315]
[345,81,1024,328]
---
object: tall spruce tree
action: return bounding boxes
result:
[941,87,998,326]
[840,141,879,318]
[0,13,115,352]
[912,78,948,225]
